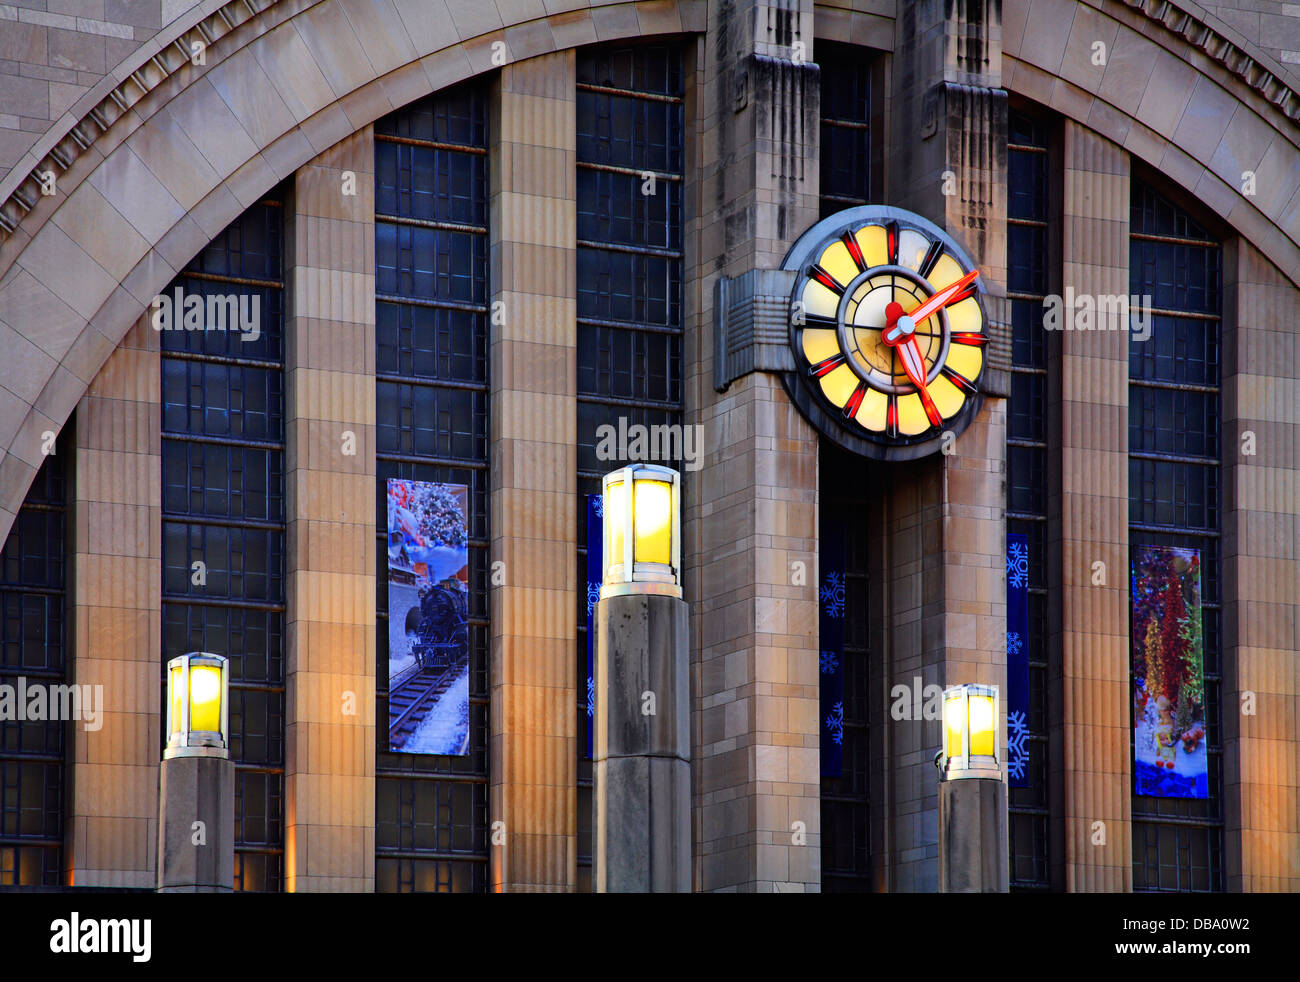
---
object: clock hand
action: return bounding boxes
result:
[881,301,943,427]
[905,268,980,328]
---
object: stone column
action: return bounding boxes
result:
[880,0,1010,892]
[488,52,578,893]
[1222,242,1300,892]
[283,127,377,892]
[685,1,823,892]
[68,316,161,888]
[1051,121,1131,892]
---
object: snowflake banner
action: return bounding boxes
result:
[585,494,603,760]
[1006,532,1030,786]
[820,523,845,778]
[1131,545,1207,799]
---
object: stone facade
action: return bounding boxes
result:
[0,0,1295,893]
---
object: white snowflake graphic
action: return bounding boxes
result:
[1007,631,1023,657]
[1007,540,1029,589]
[586,581,601,618]
[592,495,603,519]
[1007,709,1029,781]
[820,570,845,619]
[820,650,839,675]
[586,675,594,719]
[825,701,844,746]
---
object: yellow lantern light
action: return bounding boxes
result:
[601,464,681,599]
[940,683,1000,779]
[164,652,230,759]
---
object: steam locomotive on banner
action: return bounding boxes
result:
[404,578,469,674]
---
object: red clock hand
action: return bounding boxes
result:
[882,300,944,428]
[905,268,980,327]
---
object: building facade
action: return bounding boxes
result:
[0,0,1296,892]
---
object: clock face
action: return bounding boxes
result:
[783,207,989,460]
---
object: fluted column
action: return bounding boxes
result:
[488,52,578,892]
[1222,242,1300,892]
[283,127,377,892]
[68,316,161,887]
[1052,121,1131,892]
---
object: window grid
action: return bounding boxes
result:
[0,438,67,887]
[1007,110,1052,891]
[160,195,287,892]
[374,84,491,892]
[818,43,872,218]
[820,444,872,891]
[575,45,684,891]
[1128,179,1224,893]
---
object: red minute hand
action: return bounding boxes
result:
[898,335,943,427]
[906,268,980,327]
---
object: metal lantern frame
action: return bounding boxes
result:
[600,463,682,600]
[941,682,1000,780]
[164,652,231,760]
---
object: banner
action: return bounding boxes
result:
[1131,545,1207,799]
[385,479,471,755]
[1006,533,1030,787]
[585,494,603,759]
[819,525,845,778]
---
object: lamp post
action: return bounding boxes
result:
[157,652,234,892]
[936,683,1009,892]
[594,464,691,892]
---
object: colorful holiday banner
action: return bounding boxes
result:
[819,524,846,778]
[385,479,471,756]
[1131,545,1208,799]
[1006,533,1031,787]
[585,494,603,759]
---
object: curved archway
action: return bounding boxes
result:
[0,0,705,537]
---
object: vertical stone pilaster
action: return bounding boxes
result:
[881,0,1009,892]
[284,128,377,892]
[1053,121,1131,892]
[489,52,578,893]
[1223,242,1300,892]
[686,1,823,893]
[68,317,160,888]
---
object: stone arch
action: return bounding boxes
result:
[1003,0,1300,282]
[0,0,705,539]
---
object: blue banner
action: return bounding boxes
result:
[819,526,845,778]
[1006,532,1030,786]
[585,494,603,759]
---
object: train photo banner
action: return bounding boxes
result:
[385,479,471,756]
[1131,545,1208,799]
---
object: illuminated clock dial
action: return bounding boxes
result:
[784,208,989,458]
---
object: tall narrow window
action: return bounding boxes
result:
[1006,110,1051,890]
[818,42,872,218]
[575,45,684,891]
[819,442,871,890]
[816,44,875,890]
[0,439,67,886]
[374,85,491,893]
[161,192,287,891]
[1128,179,1224,892]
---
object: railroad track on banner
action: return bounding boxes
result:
[388,664,460,749]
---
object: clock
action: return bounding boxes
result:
[781,206,989,460]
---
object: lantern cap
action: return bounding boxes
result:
[939,682,1001,781]
[600,464,682,600]
[164,652,231,760]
